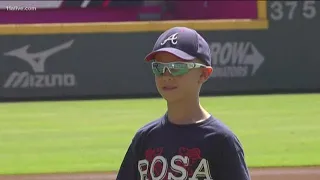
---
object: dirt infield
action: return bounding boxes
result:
[0,166,319,180]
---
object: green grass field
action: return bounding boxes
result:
[0,94,320,175]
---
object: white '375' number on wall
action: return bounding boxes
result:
[270,1,317,21]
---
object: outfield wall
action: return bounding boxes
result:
[0,1,319,101]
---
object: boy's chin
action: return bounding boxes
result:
[162,95,184,103]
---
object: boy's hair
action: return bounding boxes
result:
[193,58,207,65]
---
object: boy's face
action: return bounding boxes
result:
[153,52,212,102]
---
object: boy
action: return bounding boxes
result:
[116,27,251,180]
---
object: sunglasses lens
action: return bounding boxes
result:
[152,62,164,76]
[170,68,189,76]
[152,67,162,76]
[151,62,190,76]
[170,63,189,76]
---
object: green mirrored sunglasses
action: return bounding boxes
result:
[151,61,207,76]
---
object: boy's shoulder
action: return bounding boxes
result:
[209,116,235,135]
[132,115,165,140]
[209,116,244,152]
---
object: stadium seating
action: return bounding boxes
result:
[0,0,258,24]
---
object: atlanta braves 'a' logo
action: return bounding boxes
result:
[161,33,178,46]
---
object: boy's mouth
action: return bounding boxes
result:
[162,86,177,91]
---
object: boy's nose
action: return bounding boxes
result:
[163,67,172,76]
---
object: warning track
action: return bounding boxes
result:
[0,166,319,180]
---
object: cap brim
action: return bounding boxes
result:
[144,48,195,62]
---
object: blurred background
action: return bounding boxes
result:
[0,0,319,101]
[0,1,319,180]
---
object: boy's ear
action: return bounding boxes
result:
[200,67,213,83]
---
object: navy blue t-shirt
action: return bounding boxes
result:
[116,114,251,180]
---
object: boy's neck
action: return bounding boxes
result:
[166,98,210,125]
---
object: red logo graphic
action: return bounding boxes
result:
[178,147,202,176]
[145,148,164,178]
[143,147,203,178]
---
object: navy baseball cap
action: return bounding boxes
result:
[144,27,212,66]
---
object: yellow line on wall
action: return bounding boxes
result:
[0,19,269,35]
[257,0,267,19]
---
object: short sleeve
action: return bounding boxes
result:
[116,131,144,180]
[214,134,251,180]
